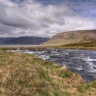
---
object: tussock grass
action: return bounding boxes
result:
[0,50,96,96]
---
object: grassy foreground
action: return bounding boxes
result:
[0,50,96,96]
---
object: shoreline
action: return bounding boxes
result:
[6,48,96,82]
[0,45,96,51]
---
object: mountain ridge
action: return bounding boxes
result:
[0,36,49,45]
[43,30,96,45]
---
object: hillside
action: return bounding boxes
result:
[0,37,49,45]
[43,30,96,45]
[0,49,96,96]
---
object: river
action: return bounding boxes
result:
[8,49,96,82]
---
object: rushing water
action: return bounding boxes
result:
[8,49,96,82]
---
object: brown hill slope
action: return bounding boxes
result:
[43,30,96,45]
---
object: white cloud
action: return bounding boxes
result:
[0,0,95,37]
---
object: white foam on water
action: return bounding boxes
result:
[76,66,83,70]
[51,51,58,54]
[24,51,34,54]
[36,51,46,55]
[84,57,96,62]
[39,55,50,60]
[85,62,96,73]
[89,69,96,73]
[88,62,96,67]
[65,53,69,55]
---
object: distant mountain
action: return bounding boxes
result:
[0,36,49,45]
[43,30,96,45]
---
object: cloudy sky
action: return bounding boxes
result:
[0,0,96,37]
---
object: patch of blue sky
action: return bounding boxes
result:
[38,0,96,4]
[10,0,24,4]
[38,0,64,5]
[67,0,96,18]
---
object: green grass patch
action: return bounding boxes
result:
[61,39,96,50]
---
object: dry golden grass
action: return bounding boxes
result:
[0,50,96,96]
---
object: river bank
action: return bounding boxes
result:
[0,44,96,51]
[7,49,96,82]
